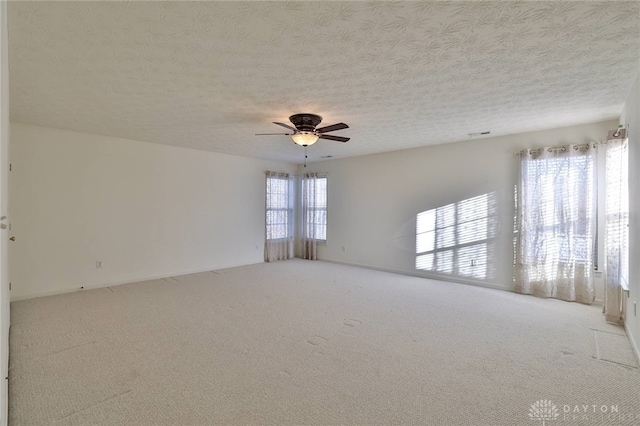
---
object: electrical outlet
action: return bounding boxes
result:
[634,301,637,317]
[342,245,346,252]
[96,260,102,269]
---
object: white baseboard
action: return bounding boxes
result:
[318,257,515,293]
[10,260,263,302]
[625,323,640,367]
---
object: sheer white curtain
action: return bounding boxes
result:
[515,144,596,304]
[604,138,628,324]
[301,173,320,260]
[264,171,293,262]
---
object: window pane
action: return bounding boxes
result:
[266,175,292,241]
[303,177,327,241]
[316,178,327,208]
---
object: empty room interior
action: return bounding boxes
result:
[1,1,640,425]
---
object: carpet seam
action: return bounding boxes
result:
[52,390,132,423]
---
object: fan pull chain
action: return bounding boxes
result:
[304,146,307,168]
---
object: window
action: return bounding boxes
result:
[302,175,327,241]
[416,193,497,280]
[522,154,595,276]
[266,173,293,241]
[605,141,629,289]
[515,146,596,303]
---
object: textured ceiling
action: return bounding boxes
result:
[8,1,640,164]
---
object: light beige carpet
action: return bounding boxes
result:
[9,260,640,425]
[592,329,639,369]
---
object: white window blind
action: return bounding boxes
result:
[605,141,629,289]
[266,173,293,240]
[302,176,327,241]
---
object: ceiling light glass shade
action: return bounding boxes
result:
[291,132,319,146]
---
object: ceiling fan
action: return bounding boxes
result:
[256,113,350,146]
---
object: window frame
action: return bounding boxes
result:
[302,175,328,243]
[265,173,293,242]
[604,140,629,289]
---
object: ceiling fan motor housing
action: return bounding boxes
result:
[289,113,322,132]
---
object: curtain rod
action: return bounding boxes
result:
[513,141,605,156]
[514,125,629,155]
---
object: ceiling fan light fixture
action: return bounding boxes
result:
[291,132,319,146]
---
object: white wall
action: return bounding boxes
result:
[0,0,9,422]
[302,120,617,297]
[9,123,295,300]
[621,72,640,361]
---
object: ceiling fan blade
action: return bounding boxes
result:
[319,134,349,143]
[316,122,349,133]
[255,133,291,135]
[273,122,297,131]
